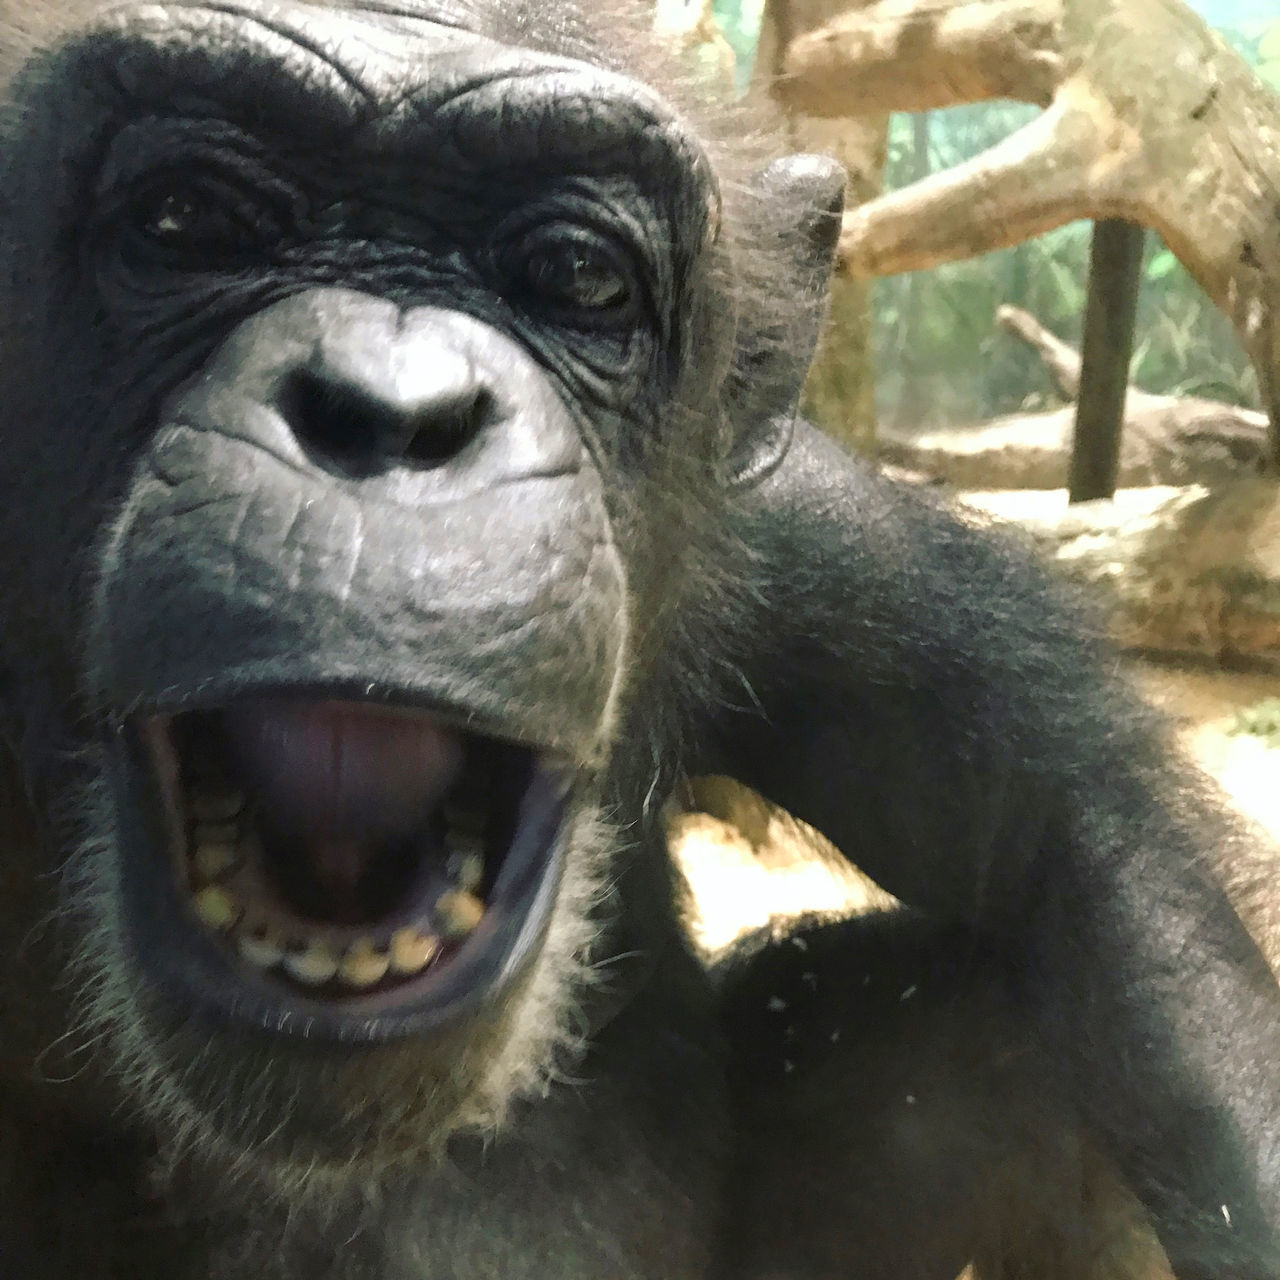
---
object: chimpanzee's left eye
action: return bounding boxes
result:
[523,241,628,310]
[504,228,636,317]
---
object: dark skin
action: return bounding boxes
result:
[0,2,1277,1277]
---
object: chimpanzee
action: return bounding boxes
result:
[0,2,1277,1277]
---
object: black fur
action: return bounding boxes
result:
[0,3,1278,1278]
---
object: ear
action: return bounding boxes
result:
[725,154,846,487]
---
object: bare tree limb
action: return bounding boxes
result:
[773,0,1280,462]
[777,0,1064,115]
[836,96,1114,273]
[996,304,1082,398]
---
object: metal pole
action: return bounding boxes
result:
[1068,220,1145,502]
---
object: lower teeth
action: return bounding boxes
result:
[434,890,486,941]
[193,840,242,882]
[193,885,241,930]
[339,939,391,987]
[284,944,340,986]
[390,928,440,974]
[239,932,285,968]
[229,927,445,987]
[191,787,246,824]
[183,820,486,990]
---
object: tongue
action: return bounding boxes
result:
[223,702,465,897]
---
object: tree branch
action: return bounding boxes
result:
[996,305,1082,398]
[776,0,1280,461]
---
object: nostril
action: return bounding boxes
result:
[280,371,382,473]
[279,369,494,476]
[403,387,497,466]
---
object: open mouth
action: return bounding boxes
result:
[135,699,567,1012]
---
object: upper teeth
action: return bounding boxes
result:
[193,885,241,930]
[191,788,246,824]
[446,847,484,893]
[193,835,243,883]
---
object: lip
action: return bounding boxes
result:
[111,689,571,1043]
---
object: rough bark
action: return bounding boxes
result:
[770,0,1280,464]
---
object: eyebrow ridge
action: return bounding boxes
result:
[176,2,380,107]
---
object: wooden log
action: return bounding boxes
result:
[965,480,1280,667]
[881,396,1269,489]
[881,307,1270,488]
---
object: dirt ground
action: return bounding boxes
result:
[1135,663,1280,842]
[673,660,1280,952]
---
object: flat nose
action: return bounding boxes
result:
[275,302,498,475]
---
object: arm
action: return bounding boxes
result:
[701,421,1280,1277]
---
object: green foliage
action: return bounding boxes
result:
[689,1,1272,431]
[877,105,1092,427]
[1232,699,1280,747]
[1258,22,1280,89]
[876,80,1263,430]
[1218,19,1280,86]
[712,0,763,87]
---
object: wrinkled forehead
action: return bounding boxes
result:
[4,0,561,51]
[11,0,718,211]
[91,0,622,103]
